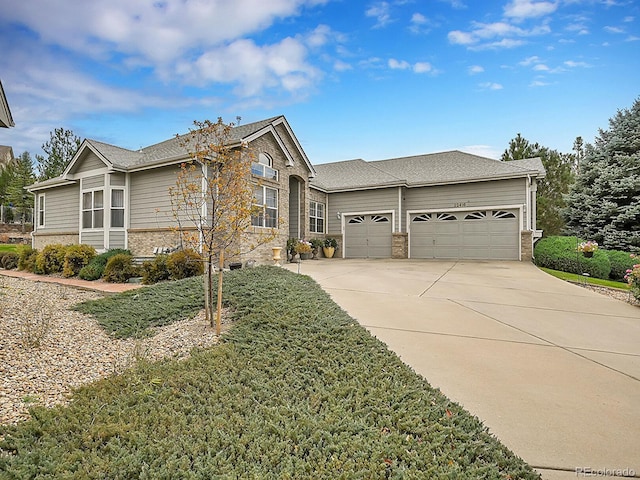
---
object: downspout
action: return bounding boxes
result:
[397,186,402,233]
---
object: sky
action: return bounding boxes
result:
[0,0,638,165]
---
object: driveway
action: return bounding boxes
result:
[284,259,640,479]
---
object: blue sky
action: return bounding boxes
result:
[0,0,638,164]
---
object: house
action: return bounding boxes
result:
[311,152,544,261]
[0,80,14,128]
[27,115,545,263]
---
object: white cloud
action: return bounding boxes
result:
[460,145,501,159]
[413,62,433,73]
[519,55,541,66]
[333,60,352,72]
[366,2,392,28]
[564,60,590,68]
[626,35,640,42]
[479,82,503,90]
[411,12,428,24]
[468,65,484,74]
[530,79,551,87]
[604,25,625,34]
[409,12,434,33]
[623,16,634,22]
[448,21,550,49]
[503,0,558,21]
[388,58,411,70]
[533,63,550,71]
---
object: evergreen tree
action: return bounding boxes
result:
[502,134,574,235]
[7,151,35,228]
[35,128,81,180]
[564,98,640,251]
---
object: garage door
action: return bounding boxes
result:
[409,209,519,260]
[345,214,392,258]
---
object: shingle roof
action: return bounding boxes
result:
[311,150,545,191]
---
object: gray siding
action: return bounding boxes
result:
[130,165,183,229]
[74,152,106,174]
[82,175,104,189]
[39,185,79,231]
[109,231,126,249]
[402,179,526,231]
[327,188,398,233]
[82,231,104,249]
[109,172,126,186]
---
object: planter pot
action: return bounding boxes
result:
[229,262,243,270]
[583,251,594,258]
[300,252,311,260]
[322,246,335,258]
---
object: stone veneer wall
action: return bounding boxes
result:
[521,230,533,262]
[127,229,183,257]
[32,233,79,249]
[392,232,408,259]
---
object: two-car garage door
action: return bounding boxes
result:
[409,209,520,260]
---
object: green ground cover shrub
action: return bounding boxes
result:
[1,268,540,479]
[62,244,96,278]
[0,244,18,253]
[604,249,638,282]
[534,236,611,279]
[102,253,139,283]
[35,244,67,274]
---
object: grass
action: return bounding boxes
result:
[0,267,541,479]
[0,244,18,253]
[540,267,630,290]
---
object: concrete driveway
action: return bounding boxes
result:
[284,259,640,479]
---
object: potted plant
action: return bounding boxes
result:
[578,240,598,258]
[310,238,324,259]
[286,238,299,262]
[295,240,313,260]
[323,238,338,258]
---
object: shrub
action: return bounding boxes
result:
[62,244,97,278]
[167,249,203,280]
[17,245,38,273]
[0,251,19,269]
[78,249,133,281]
[35,244,67,274]
[534,236,611,280]
[103,253,139,283]
[141,254,171,285]
[78,263,103,281]
[625,258,640,301]
[604,249,638,282]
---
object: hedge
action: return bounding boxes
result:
[534,236,611,280]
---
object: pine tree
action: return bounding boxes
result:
[564,98,640,251]
[7,151,35,229]
[502,134,574,235]
[35,128,81,180]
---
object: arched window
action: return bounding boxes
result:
[251,153,278,180]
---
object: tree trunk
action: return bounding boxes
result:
[204,257,212,327]
[216,249,224,336]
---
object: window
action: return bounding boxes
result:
[37,194,45,227]
[111,189,125,228]
[82,190,104,229]
[252,186,278,228]
[309,201,325,233]
[251,153,278,181]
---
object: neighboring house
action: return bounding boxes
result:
[27,115,545,263]
[0,80,14,128]
[0,145,14,167]
[310,152,545,261]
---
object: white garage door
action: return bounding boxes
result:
[409,209,520,260]
[345,214,392,258]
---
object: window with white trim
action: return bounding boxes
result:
[37,193,45,227]
[309,201,325,233]
[251,153,278,181]
[252,186,278,228]
[82,190,104,229]
[111,189,125,228]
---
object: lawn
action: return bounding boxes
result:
[0,267,540,479]
[540,267,630,290]
[0,244,18,253]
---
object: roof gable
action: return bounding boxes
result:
[0,80,14,128]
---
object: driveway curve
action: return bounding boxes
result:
[285,259,640,480]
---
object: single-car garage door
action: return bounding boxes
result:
[409,209,520,260]
[345,214,392,258]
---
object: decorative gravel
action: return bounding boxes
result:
[0,276,222,426]
[577,282,640,306]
